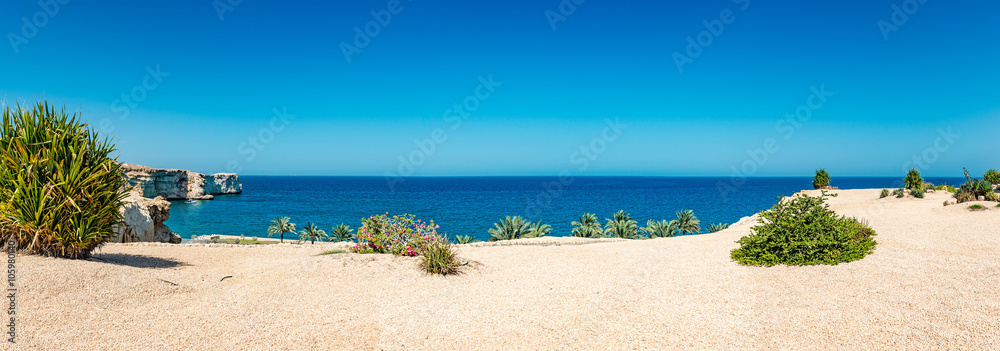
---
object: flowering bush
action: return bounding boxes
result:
[351,213,443,256]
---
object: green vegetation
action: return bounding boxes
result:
[904,168,924,191]
[320,249,347,255]
[604,210,639,239]
[812,169,830,189]
[672,209,701,235]
[528,221,552,238]
[330,223,354,242]
[642,219,676,238]
[0,102,128,259]
[893,188,905,198]
[985,168,1000,185]
[419,240,460,275]
[571,213,603,238]
[298,222,327,244]
[731,194,877,266]
[213,238,277,245]
[880,189,890,198]
[912,188,925,198]
[454,235,476,244]
[820,189,839,198]
[267,217,296,243]
[488,216,542,241]
[707,223,730,233]
[968,204,986,210]
[954,179,997,203]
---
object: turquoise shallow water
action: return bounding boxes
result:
[165,176,966,242]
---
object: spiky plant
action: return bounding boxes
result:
[673,210,701,235]
[0,102,129,259]
[267,217,296,243]
[488,216,532,241]
[642,219,676,238]
[420,240,459,275]
[454,235,475,244]
[904,168,924,191]
[707,223,730,233]
[298,222,327,244]
[527,221,551,238]
[880,189,890,198]
[571,213,602,238]
[604,210,639,239]
[812,169,830,189]
[330,223,354,242]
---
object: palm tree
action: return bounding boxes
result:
[527,221,552,238]
[330,223,354,242]
[673,210,701,235]
[571,213,603,238]
[604,210,639,239]
[267,217,296,243]
[298,222,327,244]
[454,235,476,244]
[707,223,729,233]
[642,219,676,238]
[488,216,532,241]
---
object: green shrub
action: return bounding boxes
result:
[985,169,1000,185]
[880,189,890,198]
[904,168,924,191]
[571,213,603,238]
[968,204,985,210]
[934,184,946,191]
[707,223,730,233]
[812,169,830,189]
[330,223,354,242]
[923,182,935,191]
[0,102,129,259]
[954,179,995,203]
[893,188,905,198]
[912,188,925,198]
[642,219,675,238]
[730,194,877,266]
[454,235,476,244]
[603,210,639,239]
[420,240,459,275]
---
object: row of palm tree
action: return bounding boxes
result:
[266,217,355,244]
[571,210,729,239]
[487,216,551,241]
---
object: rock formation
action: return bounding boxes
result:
[114,164,242,243]
[112,188,181,243]
[121,163,242,200]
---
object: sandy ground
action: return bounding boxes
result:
[12,189,1000,350]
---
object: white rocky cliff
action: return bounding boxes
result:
[113,164,243,243]
[121,163,242,200]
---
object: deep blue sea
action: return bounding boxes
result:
[165,176,966,241]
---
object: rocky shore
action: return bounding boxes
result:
[112,164,243,243]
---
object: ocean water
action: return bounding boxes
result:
[165,176,966,242]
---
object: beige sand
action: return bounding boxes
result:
[14,189,1000,350]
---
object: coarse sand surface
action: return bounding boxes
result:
[12,189,1000,350]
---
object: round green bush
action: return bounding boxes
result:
[984,168,1000,185]
[731,194,877,266]
[812,169,830,189]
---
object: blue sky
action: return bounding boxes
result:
[2,0,998,177]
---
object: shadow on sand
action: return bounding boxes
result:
[90,253,187,269]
